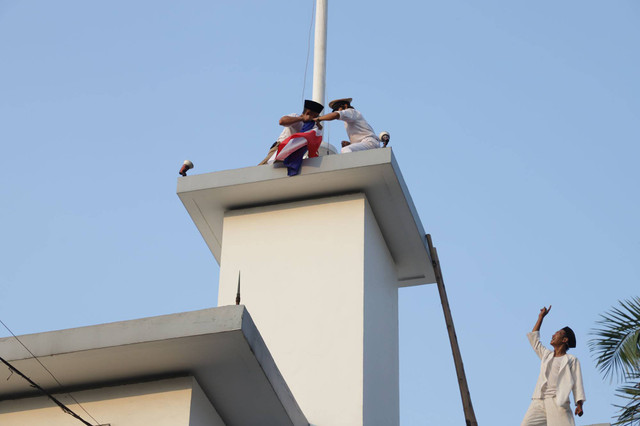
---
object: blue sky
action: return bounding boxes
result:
[1,1,638,424]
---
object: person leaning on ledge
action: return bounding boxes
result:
[314,97,381,153]
[259,99,324,165]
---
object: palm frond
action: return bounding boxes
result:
[612,377,640,426]
[589,297,640,381]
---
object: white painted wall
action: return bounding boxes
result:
[363,200,399,426]
[218,193,399,426]
[0,377,224,426]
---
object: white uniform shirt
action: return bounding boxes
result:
[338,108,379,146]
[268,113,318,164]
[266,113,304,164]
[527,331,586,406]
[276,113,304,144]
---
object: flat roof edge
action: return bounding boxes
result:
[176,149,395,195]
[176,148,436,285]
[0,307,308,425]
[0,306,244,361]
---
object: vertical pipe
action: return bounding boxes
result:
[312,0,328,106]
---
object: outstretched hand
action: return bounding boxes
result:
[532,305,551,332]
[539,305,551,318]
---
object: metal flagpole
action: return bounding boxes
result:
[312,0,328,106]
[426,234,478,426]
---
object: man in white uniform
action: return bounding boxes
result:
[314,97,380,153]
[259,99,324,165]
[522,306,586,426]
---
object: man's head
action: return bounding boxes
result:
[329,97,353,112]
[551,327,577,350]
[303,99,324,118]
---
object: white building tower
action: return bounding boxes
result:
[178,148,436,425]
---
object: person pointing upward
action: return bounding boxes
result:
[521,305,586,426]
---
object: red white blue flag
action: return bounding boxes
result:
[275,126,323,176]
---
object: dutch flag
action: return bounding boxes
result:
[275,123,323,176]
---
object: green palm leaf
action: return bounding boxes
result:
[589,297,640,382]
[612,372,640,426]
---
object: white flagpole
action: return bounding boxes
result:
[312,0,328,106]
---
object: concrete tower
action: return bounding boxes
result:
[178,149,435,426]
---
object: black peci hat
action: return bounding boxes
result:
[304,99,324,114]
[562,326,576,348]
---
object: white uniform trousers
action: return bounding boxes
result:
[341,136,380,153]
[521,398,575,426]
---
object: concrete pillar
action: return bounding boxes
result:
[218,193,399,426]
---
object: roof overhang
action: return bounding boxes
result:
[0,306,307,426]
[177,148,435,287]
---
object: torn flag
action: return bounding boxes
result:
[275,123,323,176]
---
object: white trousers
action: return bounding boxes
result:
[341,137,380,153]
[521,398,575,426]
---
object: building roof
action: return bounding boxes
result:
[177,148,436,287]
[0,306,307,426]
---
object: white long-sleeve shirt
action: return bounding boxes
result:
[337,108,378,145]
[527,331,586,406]
[276,113,305,144]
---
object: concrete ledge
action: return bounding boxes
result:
[177,148,435,287]
[0,306,308,426]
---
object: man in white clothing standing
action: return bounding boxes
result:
[522,306,586,426]
[314,97,381,153]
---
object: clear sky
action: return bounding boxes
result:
[1,1,638,424]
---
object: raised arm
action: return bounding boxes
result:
[279,114,312,126]
[533,306,551,332]
[528,306,553,359]
[314,111,340,122]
